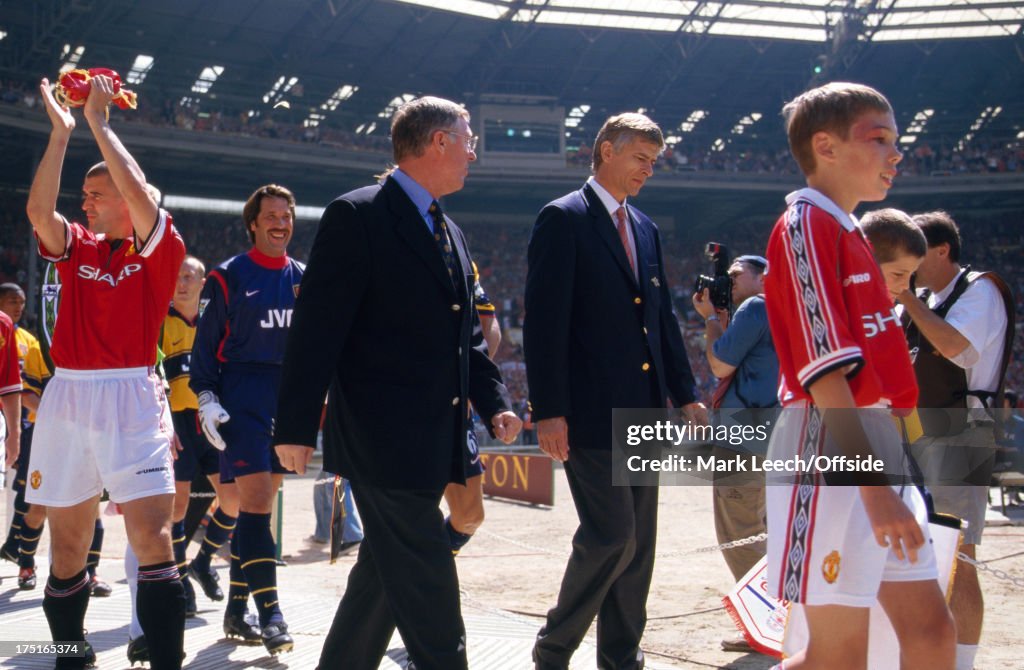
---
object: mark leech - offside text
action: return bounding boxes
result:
[625,454,885,473]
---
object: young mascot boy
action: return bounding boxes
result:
[763,83,954,670]
[860,208,928,303]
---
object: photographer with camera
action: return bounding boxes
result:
[897,211,1015,670]
[692,252,779,654]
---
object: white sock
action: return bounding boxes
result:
[956,643,978,670]
[125,543,143,640]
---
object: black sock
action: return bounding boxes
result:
[445,517,473,555]
[137,561,185,670]
[237,511,282,627]
[2,496,26,551]
[192,508,235,573]
[42,569,90,669]
[226,530,249,618]
[86,520,103,578]
[18,520,44,569]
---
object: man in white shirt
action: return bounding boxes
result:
[897,210,1014,670]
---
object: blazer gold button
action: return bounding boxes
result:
[452,304,461,311]
[634,297,642,305]
[452,397,460,406]
[641,362,650,371]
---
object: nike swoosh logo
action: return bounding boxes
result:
[171,339,184,346]
[246,290,259,297]
[263,600,279,608]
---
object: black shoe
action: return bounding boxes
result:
[532,646,567,670]
[0,543,17,564]
[126,635,149,666]
[18,566,37,590]
[223,611,262,644]
[261,621,294,656]
[84,639,97,668]
[183,577,198,618]
[88,575,112,597]
[721,635,753,653]
[188,561,224,601]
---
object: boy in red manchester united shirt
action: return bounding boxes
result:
[762,83,954,670]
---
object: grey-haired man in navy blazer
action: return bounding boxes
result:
[273,96,521,670]
[524,113,706,670]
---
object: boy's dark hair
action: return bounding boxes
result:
[242,184,296,243]
[912,210,961,263]
[782,82,893,176]
[860,209,927,263]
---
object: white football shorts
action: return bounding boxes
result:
[26,367,175,506]
[766,403,938,608]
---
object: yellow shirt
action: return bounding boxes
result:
[15,326,50,425]
[160,306,200,412]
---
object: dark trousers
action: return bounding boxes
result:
[317,483,467,670]
[534,448,657,670]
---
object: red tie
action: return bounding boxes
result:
[615,206,636,277]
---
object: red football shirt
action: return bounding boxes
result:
[764,188,918,409]
[0,312,20,396]
[39,210,186,370]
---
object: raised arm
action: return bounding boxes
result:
[26,78,74,257]
[692,288,735,378]
[82,74,159,242]
[897,288,972,361]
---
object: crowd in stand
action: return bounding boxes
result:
[4,77,1022,177]
[569,137,1024,178]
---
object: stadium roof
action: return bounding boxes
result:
[1,1,1021,142]
[0,0,1022,208]
[391,0,1024,43]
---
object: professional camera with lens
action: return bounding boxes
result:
[694,242,732,311]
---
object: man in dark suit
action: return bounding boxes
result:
[524,113,705,670]
[272,96,522,670]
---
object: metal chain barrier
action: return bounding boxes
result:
[477,527,767,560]
[658,532,767,559]
[958,551,1024,589]
[474,528,565,557]
[459,588,544,625]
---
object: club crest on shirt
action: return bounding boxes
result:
[822,550,841,584]
[198,298,210,317]
[651,277,660,288]
[30,470,42,490]
[293,284,300,298]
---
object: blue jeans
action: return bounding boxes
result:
[313,468,363,543]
